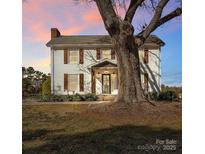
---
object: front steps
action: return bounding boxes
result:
[97,95,117,101]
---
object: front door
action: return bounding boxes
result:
[102,74,111,94]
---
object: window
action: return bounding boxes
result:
[101,50,111,59]
[69,50,78,64]
[68,74,78,91]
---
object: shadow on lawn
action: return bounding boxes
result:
[23,125,182,154]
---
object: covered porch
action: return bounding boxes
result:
[90,60,118,95]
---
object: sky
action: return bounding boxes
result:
[22,0,182,86]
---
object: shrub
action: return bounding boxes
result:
[148,91,178,101]
[40,95,64,102]
[84,93,98,101]
[41,95,51,102]
[157,91,177,101]
[42,77,51,96]
[66,95,74,101]
[39,93,97,102]
[53,95,67,102]
[148,92,158,100]
[72,93,85,101]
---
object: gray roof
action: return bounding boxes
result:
[46,35,165,48]
[89,59,117,68]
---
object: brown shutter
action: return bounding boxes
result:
[144,49,149,64]
[96,48,101,60]
[91,70,96,93]
[64,74,68,91]
[64,49,68,64]
[144,73,149,92]
[79,49,84,64]
[111,49,115,59]
[79,74,84,91]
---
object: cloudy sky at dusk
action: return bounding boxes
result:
[22,0,182,86]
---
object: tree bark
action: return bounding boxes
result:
[112,21,145,103]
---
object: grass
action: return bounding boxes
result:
[23,102,182,154]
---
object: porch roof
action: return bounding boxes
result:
[89,59,117,69]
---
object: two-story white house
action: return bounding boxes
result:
[46,28,164,95]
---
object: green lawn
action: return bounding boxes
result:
[23,102,182,154]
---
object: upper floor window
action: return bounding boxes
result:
[101,49,111,59]
[69,50,78,64]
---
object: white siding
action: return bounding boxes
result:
[139,48,161,93]
[53,50,80,94]
[51,47,161,95]
[51,49,54,94]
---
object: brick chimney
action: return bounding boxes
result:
[51,28,61,39]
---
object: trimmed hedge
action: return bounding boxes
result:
[40,93,97,102]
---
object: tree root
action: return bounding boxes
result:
[114,97,156,106]
[143,97,156,106]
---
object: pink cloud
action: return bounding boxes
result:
[23,0,106,43]
[83,10,102,23]
[23,0,59,43]
[23,56,50,71]
[28,23,49,43]
[62,26,85,35]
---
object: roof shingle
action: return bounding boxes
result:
[46,35,165,47]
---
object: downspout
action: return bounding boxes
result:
[159,46,161,92]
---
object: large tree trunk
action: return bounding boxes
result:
[94,0,181,104]
[112,22,145,103]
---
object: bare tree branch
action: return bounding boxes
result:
[140,0,169,36]
[84,50,98,63]
[95,0,120,35]
[135,0,170,46]
[149,0,157,10]
[124,0,145,23]
[78,64,91,74]
[136,6,181,46]
[156,7,182,27]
